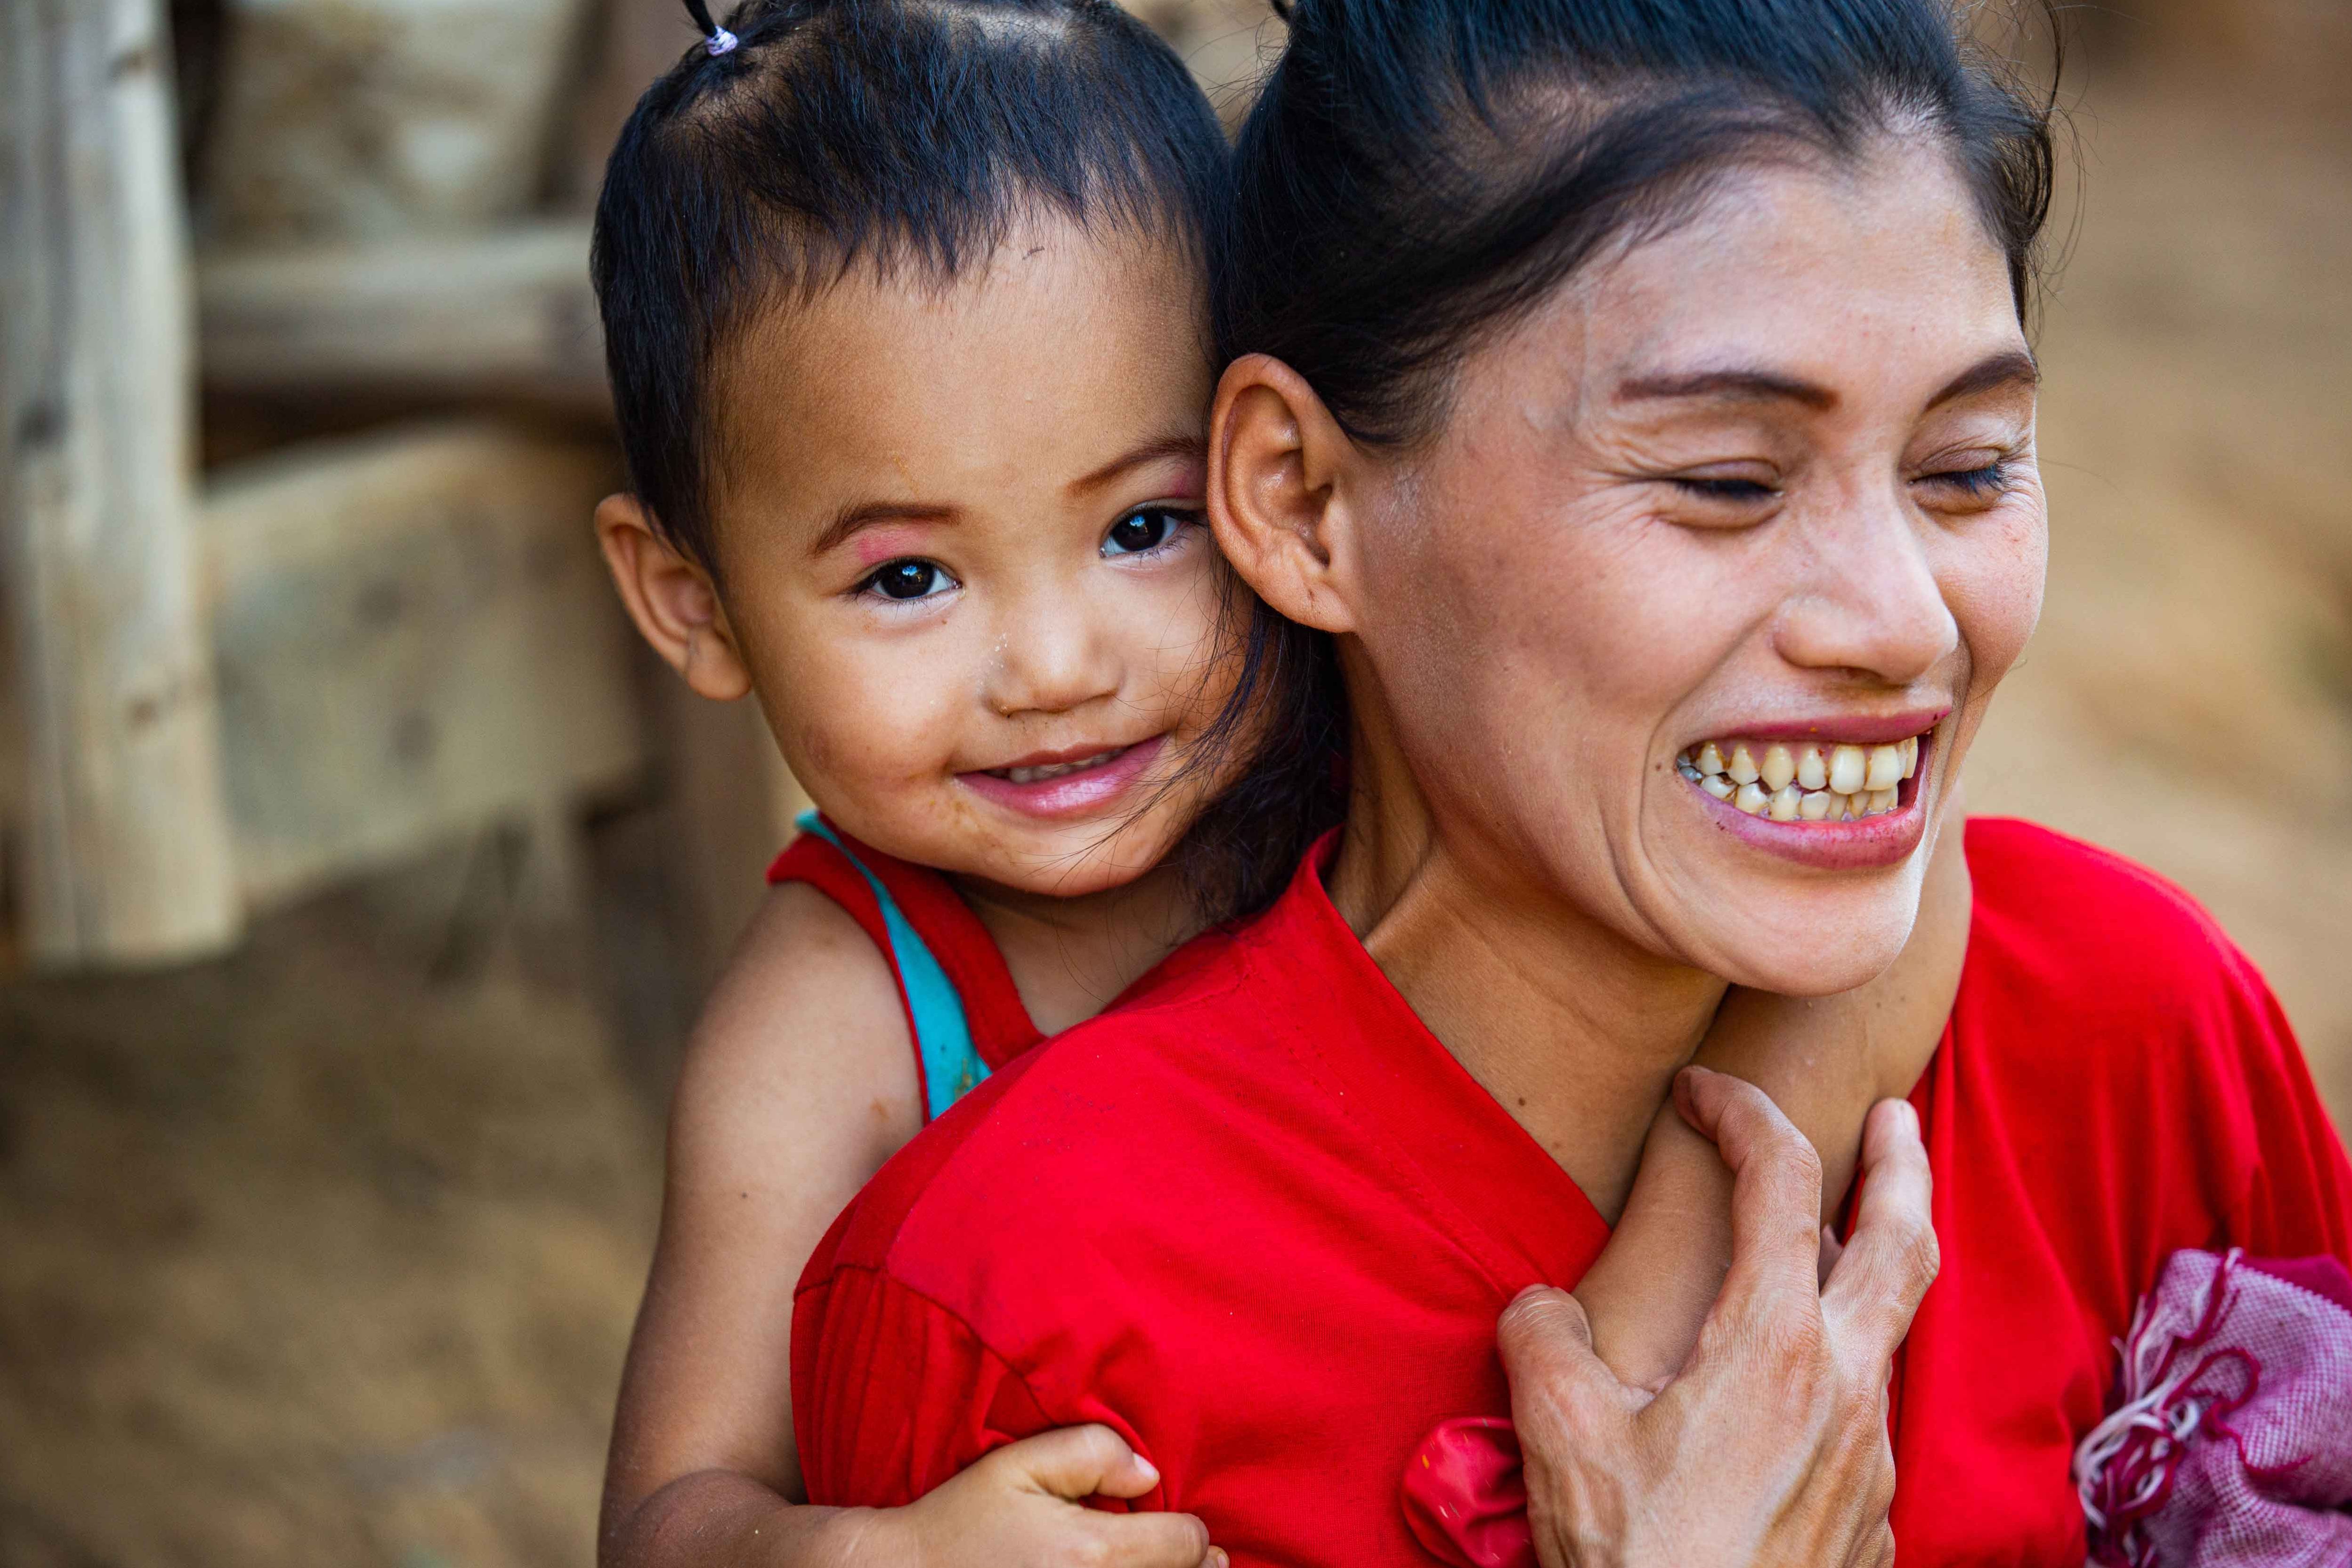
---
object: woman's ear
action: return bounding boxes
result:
[594,494,754,702]
[1207,354,1363,635]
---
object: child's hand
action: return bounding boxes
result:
[859,1425,1224,1568]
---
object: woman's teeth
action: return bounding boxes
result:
[1680,736,1921,822]
[995,747,1124,785]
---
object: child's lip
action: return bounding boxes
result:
[954,735,1168,821]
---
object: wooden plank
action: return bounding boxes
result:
[196,221,607,409]
[202,0,595,241]
[0,0,243,965]
[568,0,703,203]
[202,421,645,908]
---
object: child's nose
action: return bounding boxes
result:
[986,602,1119,718]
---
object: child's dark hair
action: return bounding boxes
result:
[592,0,1333,925]
[1192,0,2060,917]
[591,0,1230,574]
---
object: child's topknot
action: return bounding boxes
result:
[591,0,1231,572]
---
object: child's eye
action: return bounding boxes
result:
[1101,506,1196,558]
[859,559,957,601]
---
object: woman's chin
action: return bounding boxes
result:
[1677,896,1920,999]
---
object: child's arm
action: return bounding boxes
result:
[1574,825,1973,1391]
[599,883,1217,1568]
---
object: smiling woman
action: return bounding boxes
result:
[790,0,2352,1561]
[1253,133,2049,1003]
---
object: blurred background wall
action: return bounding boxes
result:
[0,1,2346,1562]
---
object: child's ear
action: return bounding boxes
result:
[1206,353,1364,637]
[594,494,754,702]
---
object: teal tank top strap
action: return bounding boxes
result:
[796,812,992,1120]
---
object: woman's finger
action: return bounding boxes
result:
[1821,1098,1939,1366]
[1673,1066,1827,1317]
[1497,1285,1637,1439]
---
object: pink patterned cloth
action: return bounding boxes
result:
[2075,1248,2352,1567]
[1402,1416,1533,1568]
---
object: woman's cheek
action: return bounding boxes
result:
[1944,487,2049,697]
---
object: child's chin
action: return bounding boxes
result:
[991,835,1168,899]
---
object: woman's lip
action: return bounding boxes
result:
[1685,707,1952,749]
[1685,740,1933,871]
[954,735,1167,821]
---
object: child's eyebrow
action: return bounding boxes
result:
[810,502,957,558]
[1065,433,1208,498]
[809,434,1207,557]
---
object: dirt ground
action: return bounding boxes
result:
[3,64,2349,1568]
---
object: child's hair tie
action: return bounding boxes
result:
[683,0,738,56]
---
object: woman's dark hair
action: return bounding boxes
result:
[1224,0,2058,445]
[590,0,1230,573]
[1191,0,2060,919]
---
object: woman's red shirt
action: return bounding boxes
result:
[792,818,2352,1564]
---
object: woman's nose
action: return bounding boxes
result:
[1772,485,1959,686]
[984,595,1121,718]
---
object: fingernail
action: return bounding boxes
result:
[1134,1455,1160,1487]
[1209,1551,1230,1568]
[1899,1100,1921,1136]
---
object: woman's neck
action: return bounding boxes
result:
[952,860,1200,1037]
[1327,687,1728,1222]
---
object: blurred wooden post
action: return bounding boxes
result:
[0,0,243,963]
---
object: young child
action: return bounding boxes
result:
[587,4,1969,1566]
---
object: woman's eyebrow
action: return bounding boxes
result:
[1924,348,2041,410]
[1611,348,2039,416]
[1614,368,1839,410]
[1065,433,1209,498]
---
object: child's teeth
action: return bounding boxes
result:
[1005,748,1120,784]
[1679,731,1930,822]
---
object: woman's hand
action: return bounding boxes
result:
[834,1426,1224,1568]
[1497,1068,1937,1568]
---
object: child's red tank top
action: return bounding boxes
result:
[766,813,1044,1122]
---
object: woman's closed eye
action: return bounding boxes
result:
[1915,460,2011,504]
[1656,470,1784,525]
[856,558,959,602]
[1101,504,1201,559]
[1671,476,1779,504]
